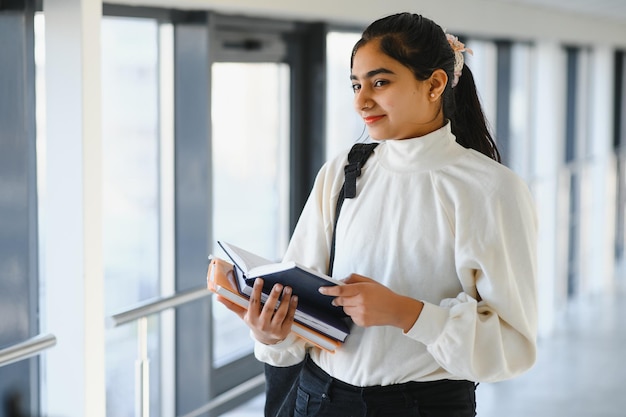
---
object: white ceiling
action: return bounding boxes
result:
[111,0,626,46]
[493,0,626,23]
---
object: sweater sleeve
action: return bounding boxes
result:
[406,174,538,382]
[253,333,308,367]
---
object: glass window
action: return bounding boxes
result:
[509,43,533,180]
[101,16,163,417]
[465,40,498,133]
[211,62,290,365]
[325,31,364,160]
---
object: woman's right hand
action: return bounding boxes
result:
[216,278,298,345]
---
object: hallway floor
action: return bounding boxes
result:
[222,282,626,417]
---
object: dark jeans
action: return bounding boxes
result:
[264,362,305,417]
[293,357,477,417]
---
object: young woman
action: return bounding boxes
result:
[218,12,537,417]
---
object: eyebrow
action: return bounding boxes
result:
[350,67,395,80]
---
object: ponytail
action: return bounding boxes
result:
[449,63,501,162]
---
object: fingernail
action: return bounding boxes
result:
[283,286,292,295]
[273,284,283,293]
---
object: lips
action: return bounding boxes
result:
[363,115,385,124]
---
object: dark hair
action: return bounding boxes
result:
[351,12,501,162]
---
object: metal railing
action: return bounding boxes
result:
[108,286,213,328]
[178,373,265,417]
[109,286,264,417]
[0,333,57,368]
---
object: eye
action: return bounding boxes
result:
[351,83,361,92]
[373,79,388,88]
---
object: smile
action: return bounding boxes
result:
[363,115,385,124]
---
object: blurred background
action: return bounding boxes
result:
[1,0,625,416]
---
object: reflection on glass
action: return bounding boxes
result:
[326,31,366,160]
[101,17,161,417]
[211,62,290,365]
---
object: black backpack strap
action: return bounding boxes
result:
[264,143,378,417]
[328,142,378,276]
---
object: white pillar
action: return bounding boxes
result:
[530,41,567,338]
[585,45,616,294]
[42,0,105,416]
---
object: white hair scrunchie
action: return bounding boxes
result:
[446,33,473,88]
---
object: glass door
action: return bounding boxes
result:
[101,16,169,417]
[211,61,290,365]
[206,16,295,413]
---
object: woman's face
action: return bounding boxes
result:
[351,40,444,140]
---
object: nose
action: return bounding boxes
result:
[354,90,372,112]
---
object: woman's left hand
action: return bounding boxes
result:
[319,274,423,332]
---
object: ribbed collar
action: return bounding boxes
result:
[374,122,463,173]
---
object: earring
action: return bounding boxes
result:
[430,93,436,98]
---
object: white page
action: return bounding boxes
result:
[217,241,274,273]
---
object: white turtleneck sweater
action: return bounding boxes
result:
[254,123,538,385]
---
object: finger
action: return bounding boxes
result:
[331,296,342,307]
[329,286,366,308]
[287,294,298,325]
[247,278,265,314]
[333,295,359,308]
[330,294,359,307]
[270,286,293,324]
[318,285,345,297]
[259,283,284,321]
[319,282,362,297]
[275,295,298,332]
[342,273,372,284]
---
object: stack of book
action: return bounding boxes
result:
[206,241,352,352]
